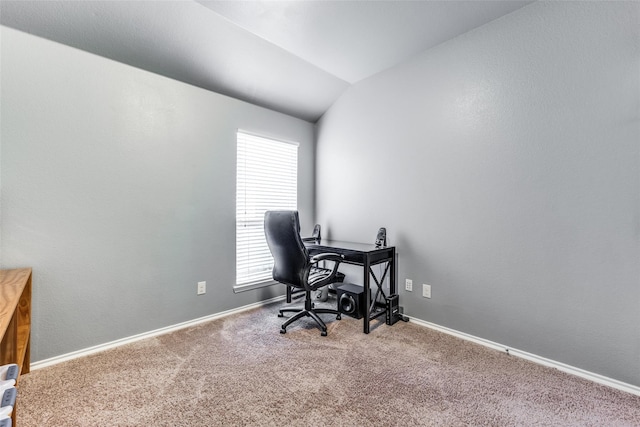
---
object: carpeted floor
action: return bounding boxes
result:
[16,299,640,426]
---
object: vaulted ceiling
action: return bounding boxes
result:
[1,1,532,122]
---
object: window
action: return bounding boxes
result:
[235,131,298,289]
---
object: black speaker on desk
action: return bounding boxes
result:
[336,283,365,319]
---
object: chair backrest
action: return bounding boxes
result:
[264,210,310,288]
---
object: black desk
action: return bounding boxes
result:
[305,240,396,334]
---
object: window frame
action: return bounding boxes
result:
[234,130,299,293]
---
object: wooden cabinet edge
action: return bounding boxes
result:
[0,268,33,426]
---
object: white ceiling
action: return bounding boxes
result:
[0,0,532,122]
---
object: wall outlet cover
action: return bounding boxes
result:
[405,279,413,292]
[197,281,206,295]
[423,284,431,298]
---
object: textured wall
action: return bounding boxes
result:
[316,2,640,386]
[0,27,316,361]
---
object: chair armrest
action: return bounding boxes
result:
[309,253,343,287]
[310,253,343,264]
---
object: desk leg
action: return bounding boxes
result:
[390,251,397,295]
[363,257,371,334]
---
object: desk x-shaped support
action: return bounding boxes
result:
[368,262,391,320]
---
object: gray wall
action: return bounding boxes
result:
[316,2,640,386]
[0,27,316,361]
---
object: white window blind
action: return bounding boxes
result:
[236,131,298,286]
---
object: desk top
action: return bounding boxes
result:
[305,240,394,264]
[305,240,391,253]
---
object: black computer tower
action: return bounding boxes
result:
[385,294,400,325]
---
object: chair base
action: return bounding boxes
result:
[278,291,341,336]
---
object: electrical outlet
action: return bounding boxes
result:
[422,284,431,298]
[197,281,206,295]
[405,279,413,292]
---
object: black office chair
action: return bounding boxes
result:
[264,210,343,336]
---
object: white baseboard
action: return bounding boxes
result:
[407,316,640,397]
[31,295,285,370]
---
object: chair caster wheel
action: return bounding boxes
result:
[278,313,284,317]
[280,328,286,334]
[321,331,327,337]
[336,314,341,320]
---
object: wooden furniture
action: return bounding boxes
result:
[0,268,32,426]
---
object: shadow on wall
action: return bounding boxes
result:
[257,286,282,302]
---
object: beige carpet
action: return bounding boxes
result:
[16,300,640,426]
